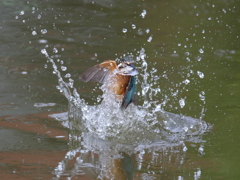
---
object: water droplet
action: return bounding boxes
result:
[178,176,184,180]
[145,29,150,33]
[178,43,181,46]
[41,49,47,55]
[15,16,18,19]
[53,48,58,53]
[37,14,41,19]
[44,64,47,68]
[61,66,67,71]
[199,48,204,54]
[179,98,185,108]
[137,28,143,35]
[183,79,190,85]
[194,168,202,179]
[202,30,205,33]
[22,71,28,74]
[196,56,202,61]
[132,24,136,29]
[122,28,127,33]
[199,94,205,101]
[38,39,47,43]
[41,29,47,34]
[19,11,24,15]
[69,78,74,88]
[140,9,147,18]
[198,146,204,153]
[64,73,71,78]
[197,71,204,78]
[32,31,37,35]
[183,146,188,151]
[147,36,152,42]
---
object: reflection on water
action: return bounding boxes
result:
[51,111,208,179]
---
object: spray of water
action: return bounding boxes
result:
[42,48,209,145]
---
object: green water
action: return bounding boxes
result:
[0,0,240,179]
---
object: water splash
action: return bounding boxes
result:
[45,48,211,180]
[43,48,210,145]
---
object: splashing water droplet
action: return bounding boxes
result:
[183,79,190,85]
[178,176,184,180]
[41,29,47,34]
[179,98,185,108]
[183,146,188,151]
[19,11,24,15]
[41,49,47,55]
[147,36,152,42]
[132,24,136,29]
[145,29,150,33]
[32,31,37,35]
[198,146,204,153]
[61,66,67,71]
[199,91,205,101]
[64,73,71,78]
[197,71,204,78]
[137,28,143,35]
[69,78,74,88]
[122,28,127,33]
[199,48,204,54]
[38,39,47,43]
[183,126,189,132]
[53,48,58,53]
[140,9,147,18]
[196,56,202,61]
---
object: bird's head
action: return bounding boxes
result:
[117,57,138,76]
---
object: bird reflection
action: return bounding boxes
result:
[80,58,138,109]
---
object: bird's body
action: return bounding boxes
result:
[80,60,138,109]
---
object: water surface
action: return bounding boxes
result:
[0,0,240,179]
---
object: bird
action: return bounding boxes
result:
[79,58,138,109]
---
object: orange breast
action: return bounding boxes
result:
[98,60,130,99]
[109,74,130,98]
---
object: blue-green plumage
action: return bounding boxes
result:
[121,76,137,109]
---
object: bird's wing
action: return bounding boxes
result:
[80,61,117,84]
[121,76,137,109]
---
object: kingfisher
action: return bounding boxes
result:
[80,58,138,109]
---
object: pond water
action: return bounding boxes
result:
[0,0,240,179]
